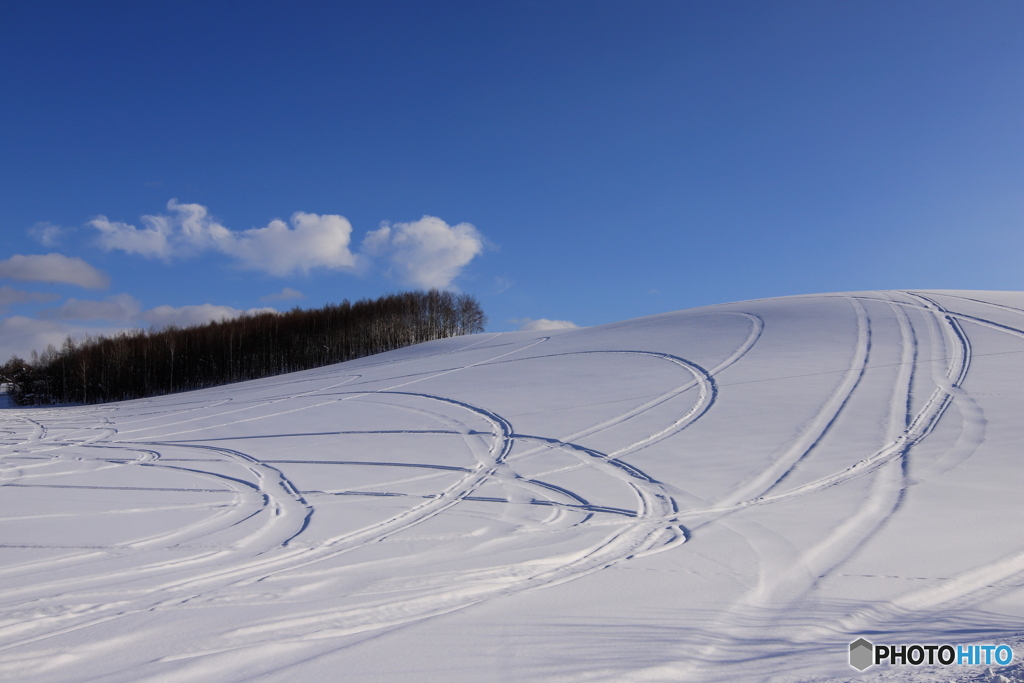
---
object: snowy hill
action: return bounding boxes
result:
[1,290,1023,683]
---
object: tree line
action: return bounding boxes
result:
[1,289,486,406]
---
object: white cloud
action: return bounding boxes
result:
[260,287,304,302]
[87,202,488,285]
[35,291,278,332]
[38,294,142,321]
[90,200,358,276]
[141,304,277,329]
[0,253,110,289]
[222,212,358,276]
[515,318,580,332]
[362,215,484,289]
[34,296,276,328]
[0,286,60,311]
[494,276,514,294]
[28,222,67,247]
[90,215,173,258]
[0,316,113,362]
[0,298,279,362]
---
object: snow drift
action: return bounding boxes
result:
[1,290,1022,682]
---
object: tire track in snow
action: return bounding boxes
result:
[91,350,716,663]
[745,293,919,607]
[917,291,1024,317]
[0,446,270,603]
[0,376,524,655]
[126,338,724,594]
[679,294,971,519]
[548,294,1013,683]
[0,389,515,636]
[110,375,364,438]
[0,390,513,659]
[137,348,719,661]
[823,292,1024,637]
[506,312,762,486]
[0,437,318,655]
[840,292,1024,342]
[629,292,973,681]
[119,336,551,441]
[0,316,757,668]
[711,297,870,509]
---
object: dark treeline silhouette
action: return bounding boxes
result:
[1,290,486,406]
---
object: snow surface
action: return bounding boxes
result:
[1,290,1023,683]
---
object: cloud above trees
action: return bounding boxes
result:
[0,253,110,289]
[514,318,580,332]
[38,294,142,321]
[0,316,127,364]
[36,293,272,328]
[1,202,490,362]
[89,201,485,288]
[0,286,59,312]
[141,303,276,328]
[90,200,360,276]
[260,287,304,302]
[362,216,484,289]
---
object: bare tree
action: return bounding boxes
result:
[5,290,487,406]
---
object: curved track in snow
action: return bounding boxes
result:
[1,293,1023,683]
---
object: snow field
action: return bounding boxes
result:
[0,290,1023,682]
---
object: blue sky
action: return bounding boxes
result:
[1,1,1021,360]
